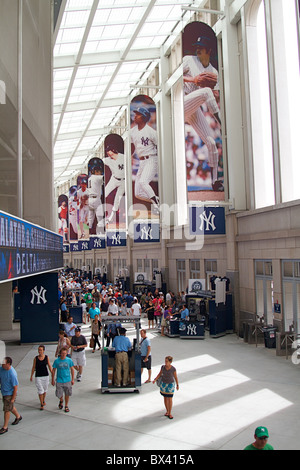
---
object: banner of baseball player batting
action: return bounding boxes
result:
[130,94,160,243]
[104,134,127,247]
[182,22,224,201]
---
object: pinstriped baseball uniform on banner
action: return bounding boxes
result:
[88,173,105,235]
[131,123,159,204]
[104,152,125,222]
[183,52,220,186]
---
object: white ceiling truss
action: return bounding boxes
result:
[53,0,208,187]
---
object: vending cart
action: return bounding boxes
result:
[100,315,141,393]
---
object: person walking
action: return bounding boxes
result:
[91,314,102,352]
[145,299,155,329]
[52,347,74,413]
[153,356,179,419]
[70,327,88,382]
[0,357,22,434]
[140,329,152,383]
[55,330,71,358]
[30,345,53,410]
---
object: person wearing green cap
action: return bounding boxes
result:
[244,426,274,450]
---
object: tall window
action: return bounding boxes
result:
[177,259,186,292]
[248,1,275,208]
[248,0,300,207]
[273,0,300,202]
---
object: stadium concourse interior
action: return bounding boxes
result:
[1,0,300,452]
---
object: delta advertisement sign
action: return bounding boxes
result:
[0,210,63,283]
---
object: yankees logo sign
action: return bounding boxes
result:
[30,286,47,305]
[107,231,126,247]
[134,222,160,243]
[189,206,225,235]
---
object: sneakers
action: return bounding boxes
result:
[77,373,82,382]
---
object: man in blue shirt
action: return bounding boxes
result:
[112,328,132,387]
[180,304,189,320]
[125,292,134,315]
[0,357,22,434]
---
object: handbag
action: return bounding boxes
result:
[89,336,95,349]
[156,377,162,387]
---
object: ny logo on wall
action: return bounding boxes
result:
[189,206,225,235]
[199,210,216,231]
[112,234,122,245]
[30,286,47,305]
[134,222,160,243]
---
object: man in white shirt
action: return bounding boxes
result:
[131,298,141,328]
[108,299,118,316]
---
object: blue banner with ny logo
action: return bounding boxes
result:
[189,207,226,236]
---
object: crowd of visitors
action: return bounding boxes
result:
[58,269,189,331]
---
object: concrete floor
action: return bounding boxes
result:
[0,319,299,451]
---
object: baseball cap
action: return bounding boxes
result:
[133,107,150,120]
[192,36,212,48]
[255,426,269,438]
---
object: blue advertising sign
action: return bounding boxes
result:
[0,210,63,283]
[189,206,226,235]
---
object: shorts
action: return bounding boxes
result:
[72,350,86,367]
[35,376,49,395]
[55,382,72,399]
[2,396,15,412]
[141,356,152,370]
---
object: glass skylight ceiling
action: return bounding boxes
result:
[53,0,204,185]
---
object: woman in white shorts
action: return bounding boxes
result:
[30,345,53,410]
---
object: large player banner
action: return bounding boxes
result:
[104,134,127,247]
[68,185,78,241]
[182,22,224,201]
[76,173,90,240]
[57,194,69,243]
[88,157,106,250]
[130,94,160,243]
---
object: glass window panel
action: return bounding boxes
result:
[255,261,264,276]
[283,261,294,278]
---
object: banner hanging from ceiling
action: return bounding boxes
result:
[182,21,224,202]
[104,134,127,247]
[57,194,69,244]
[68,185,78,242]
[77,173,90,242]
[88,157,106,250]
[130,94,160,243]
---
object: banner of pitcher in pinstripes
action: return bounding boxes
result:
[182,21,224,202]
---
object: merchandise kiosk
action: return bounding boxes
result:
[100,316,141,393]
[63,287,83,323]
